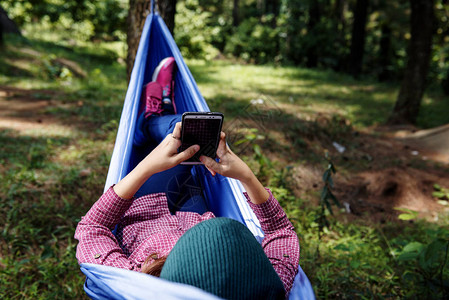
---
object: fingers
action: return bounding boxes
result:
[172,122,182,140]
[204,165,216,176]
[219,132,226,147]
[216,132,227,156]
[200,155,222,174]
[175,144,199,163]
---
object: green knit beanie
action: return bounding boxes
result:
[160,218,285,300]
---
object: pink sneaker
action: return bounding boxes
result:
[152,57,177,114]
[142,82,163,118]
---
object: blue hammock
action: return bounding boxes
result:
[80,7,315,300]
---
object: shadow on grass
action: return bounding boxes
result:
[0,128,69,169]
[4,33,119,66]
[0,59,35,78]
[188,62,225,85]
[0,130,92,298]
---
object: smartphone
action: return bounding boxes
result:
[179,112,224,165]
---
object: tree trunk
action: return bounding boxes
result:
[306,1,320,68]
[257,0,265,16]
[126,0,176,80]
[442,69,449,95]
[334,0,346,25]
[285,0,302,64]
[265,0,279,28]
[126,0,152,80]
[333,0,347,71]
[347,0,369,77]
[378,23,392,81]
[233,0,240,27]
[0,5,21,46]
[157,0,176,34]
[0,16,3,46]
[388,0,434,125]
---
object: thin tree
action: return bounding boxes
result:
[333,0,348,71]
[0,5,21,46]
[347,0,369,77]
[126,0,177,80]
[265,0,280,28]
[233,0,240,27]
[0,14,3,46]
[334,0,347,26]
[284,0,302,64]
[378,23,392,81]
[306,0,320,68]
[388,0,434,125]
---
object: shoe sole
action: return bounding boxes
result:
[152,57,173,82]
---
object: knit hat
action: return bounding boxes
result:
[160,218,285,300]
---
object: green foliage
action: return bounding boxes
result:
[433,184,449,205]
[320,154,340,216]
[178,0,449,88]
[393,210,449,298]
[394,207,419,221]
[2,0,127,41]
[225,16,280,63]
[280,0,349,68]
[174,0,219,59]
[4,0,449,88]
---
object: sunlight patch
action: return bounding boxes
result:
[0,118,75,138]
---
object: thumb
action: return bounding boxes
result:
[176,145,200,163]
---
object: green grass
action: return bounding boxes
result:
[1,31,448,299]
[188,59,449,129]
[0,33,124,298]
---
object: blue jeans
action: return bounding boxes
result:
[134,113,182,147]
[133,113,208,215]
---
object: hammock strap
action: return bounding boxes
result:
[151,0,156,15]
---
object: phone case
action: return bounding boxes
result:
[180,112,224,165]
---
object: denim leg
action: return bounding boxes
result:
[134,114,182,146]
[146,114,182,142]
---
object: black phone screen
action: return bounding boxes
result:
[179,114,223,164]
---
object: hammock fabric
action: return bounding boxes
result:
[80,7,315,300]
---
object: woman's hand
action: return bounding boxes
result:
[199,132,252,183]
[113,122,198,200]
[200,132,269,204]
[141,122,199,175]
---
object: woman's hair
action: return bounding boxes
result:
[141,253,167,277]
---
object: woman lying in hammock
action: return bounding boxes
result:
[75,58,300,299]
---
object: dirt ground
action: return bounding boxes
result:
[291,122,449,222]
[2,85,449,223]
[0,85,71,133]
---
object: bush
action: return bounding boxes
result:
[225,17,280,64]
[174,0,219,60]
[2,0,127,41]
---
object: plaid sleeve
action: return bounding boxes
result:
[245,189,300,294]
[74,186,138,270]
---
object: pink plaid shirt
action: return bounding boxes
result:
[75,186,300,293]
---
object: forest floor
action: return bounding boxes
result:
[293,123,449,222]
